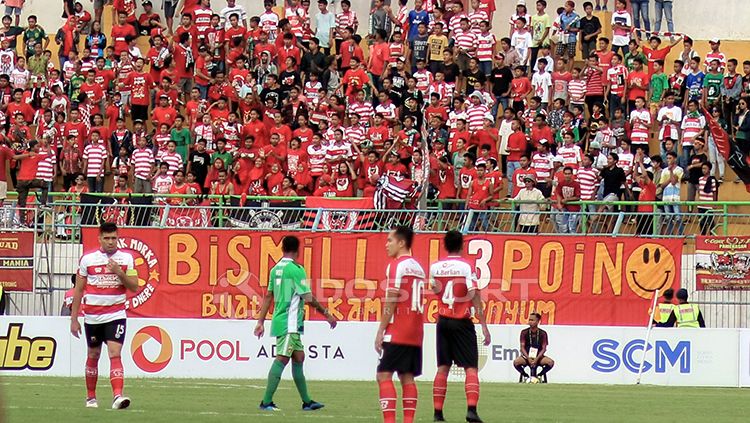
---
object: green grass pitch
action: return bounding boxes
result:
[2,377,748,422]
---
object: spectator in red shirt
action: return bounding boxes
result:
[13,140,49,221]
[506,118,527,195]
[111,11,137,56]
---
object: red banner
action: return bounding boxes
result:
[0,230,35,291]
[695,236,750,290]
[81,229,683,326]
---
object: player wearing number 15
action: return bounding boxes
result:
[430,230,491,423]
[70,223,139,410]
[255,235,337,412]
[375,226,427,423]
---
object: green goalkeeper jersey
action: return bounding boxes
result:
[269,258,311,337]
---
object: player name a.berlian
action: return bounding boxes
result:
[0,258,33,268]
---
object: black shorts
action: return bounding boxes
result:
[84,319,127,348]
[130,104,149,123]
[436,316,478,368]
[377,343,422,376]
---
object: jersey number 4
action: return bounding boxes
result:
[442,281,455,310]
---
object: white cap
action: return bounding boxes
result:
[483,112,495,123]
[710,38,720,44]
[517,0,526,6]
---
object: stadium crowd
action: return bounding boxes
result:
[0,0,746,235]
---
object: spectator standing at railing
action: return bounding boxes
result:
[13,140,50,222]
[554,166,581,233]
[697,162,719,235]
[685,136,709,204]
[666,288,705,328]
[634,156,656,235]
[511,173,545,233]
[660,152,684,235]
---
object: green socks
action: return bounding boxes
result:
[263,359,286,404]
[292,362,311,403]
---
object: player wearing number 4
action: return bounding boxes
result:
[430,230,491,423]
[255,235,338,412]
[71,223,139,410]
[375,226,427,423]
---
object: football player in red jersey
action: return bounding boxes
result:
[375,226,426,423]
[429,230,491,422]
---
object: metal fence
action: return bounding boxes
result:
[2,196,749,327]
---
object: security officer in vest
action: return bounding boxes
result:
[666,288,705,328]
[652,288,675,327]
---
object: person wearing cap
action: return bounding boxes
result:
[588,140,607,170]
[651,288,675,327]
[703,38,727,73]
[665,289,705,328]
[510,172,545,233]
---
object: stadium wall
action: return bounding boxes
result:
[1,317,747,387]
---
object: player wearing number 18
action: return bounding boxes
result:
[430,230,491,423]
[70,223,139,410]
[375,226,427,423]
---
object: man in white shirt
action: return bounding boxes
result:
[220,0,248,29]
[531,58,553,108]
[314,0,336,55]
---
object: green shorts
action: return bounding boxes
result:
[276,333,303,357]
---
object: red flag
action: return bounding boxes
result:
[703,107,750,193]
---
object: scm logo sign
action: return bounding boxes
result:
[0,324,57,370]
[591,339,690,374]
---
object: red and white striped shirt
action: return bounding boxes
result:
[468,11,489,34]
[335,11,358,40]
[307,144,327,176]
[78,249,134,324]
[449,13,467,34]
[157,151,184,174]
[304,80,322,101]
[585,67,604,96]
[607,65,628,97]
[388,42,405,65]
[617,152,634,184]
[132,147,154,180]
[193,7,213,39]
[83,143,108,178]
[475,33,496,62]
[697,175,717,202]
[681,114,706,146]
[576,167,600,200]
[453,28,477,57]
[465,105,489,133]
[557,145,583,171]
[531,152,553,180]
[346,125,367,146]
[349,101,375,122]
[413,69,433,94]
[35,147,57,182]
[285,6,307,38]
[703,52,727,72]
[629,109,651,145]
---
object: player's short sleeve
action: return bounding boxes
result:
[292,264,311,296]
[78,256,88,277]
[467,263,478,291]
[124,253,137,277]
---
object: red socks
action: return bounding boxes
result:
[378,380,397,423]
[433,370,448,411]
[402,383,418,423]
[465,368,480,407]
[85,357,98,399]
[109,357,124,397]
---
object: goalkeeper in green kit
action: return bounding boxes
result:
[255,235,338,412]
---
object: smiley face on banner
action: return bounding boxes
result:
[625,243,677,299]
